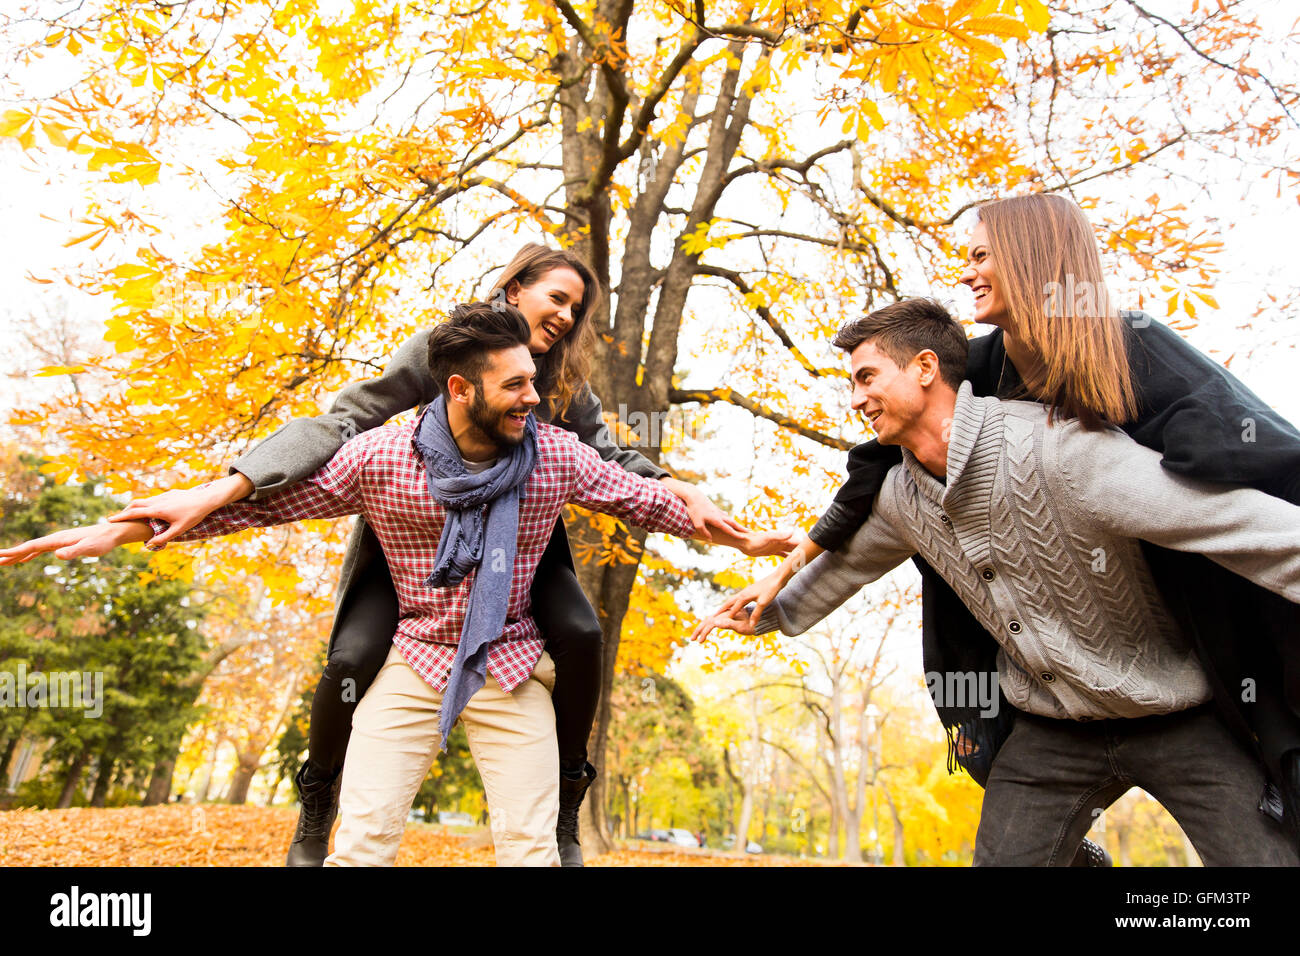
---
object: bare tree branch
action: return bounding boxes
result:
[670,386,854,450]
[694,264,847,379]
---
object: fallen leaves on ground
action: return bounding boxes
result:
[0,806,836,866]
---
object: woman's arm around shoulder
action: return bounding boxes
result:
[232,328,438,498]
[106,328,437,545]
[1123,313,1300,504]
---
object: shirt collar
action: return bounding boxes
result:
[902,381,1003,507]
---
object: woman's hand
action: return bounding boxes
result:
[108,472,253,547]
[659,477,749,542]
[0,520,153,565]
[735,527,800,558]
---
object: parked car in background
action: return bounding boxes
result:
[666,828,700,847]
[437,811,476,827]
[721,835,764,854]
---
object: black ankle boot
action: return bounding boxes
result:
[1071,837,1113,867]
[556,763,596,867]
[286,762,341,867]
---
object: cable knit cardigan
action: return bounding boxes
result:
[757,383,1300,721]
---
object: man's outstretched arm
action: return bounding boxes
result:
[564,436,698,540]
[562,432,796,555]
[1,434,373,565]
[697,493,917,642]
[0,518,156,564]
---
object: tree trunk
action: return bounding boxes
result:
[265,767,286,807]
[843,804,864,863]
[89,754,117,807]
[575,523,649,854]
[143,754,177,806]
[0,710,35,790]
[56,750,91,808]
[563,38,756,860]
[225,755,260,805]
[0,732,17,788]
[733,787,754,857]
[195,734,221,803]
[882,785,906,866]
[1115,824,1131,867]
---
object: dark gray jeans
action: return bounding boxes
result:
[974,705,1299,866]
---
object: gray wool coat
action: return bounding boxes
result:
[230,328,667,643]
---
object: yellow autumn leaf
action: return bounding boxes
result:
[1017,0,1051,33]
[953,32,1005,61]
[916,3,948,28]
[124,161,161,185]
[965,13,1028,39]
[0,109,31,137]
[42,122,71,148]
[111,263,158,279]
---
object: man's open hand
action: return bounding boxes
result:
[659,477,749,542]
[689,603,760,643]
[689,567,793,643]
[0,520,154,565]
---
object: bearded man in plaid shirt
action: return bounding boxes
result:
[3,303,778,866]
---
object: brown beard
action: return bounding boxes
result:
[468,387,527,448]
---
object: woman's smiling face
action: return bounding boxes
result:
[959,221,1010,329]
[506,266,586,354]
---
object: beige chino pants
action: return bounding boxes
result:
[325,646,560,867]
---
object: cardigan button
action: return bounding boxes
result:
[1007,620,1022,635]
[981,567,995,581]
[939,513,950,523]
[1040,671,1056,683]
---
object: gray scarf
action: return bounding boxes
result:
[412,396,537,749]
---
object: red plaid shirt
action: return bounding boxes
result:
[161,420,695,693]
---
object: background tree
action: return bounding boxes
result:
[0,454,207,808]
[604,670,717,837]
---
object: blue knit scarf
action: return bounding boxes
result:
[411,396,537,749]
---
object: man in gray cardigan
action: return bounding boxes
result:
[699,298,1300,865]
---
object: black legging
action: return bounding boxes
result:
[306,518,602,776]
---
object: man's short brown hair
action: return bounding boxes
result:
[427,302,533,400]
[832,298,968,389]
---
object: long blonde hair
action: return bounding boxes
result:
[978,194,1138,428]
[487,243,600,419]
